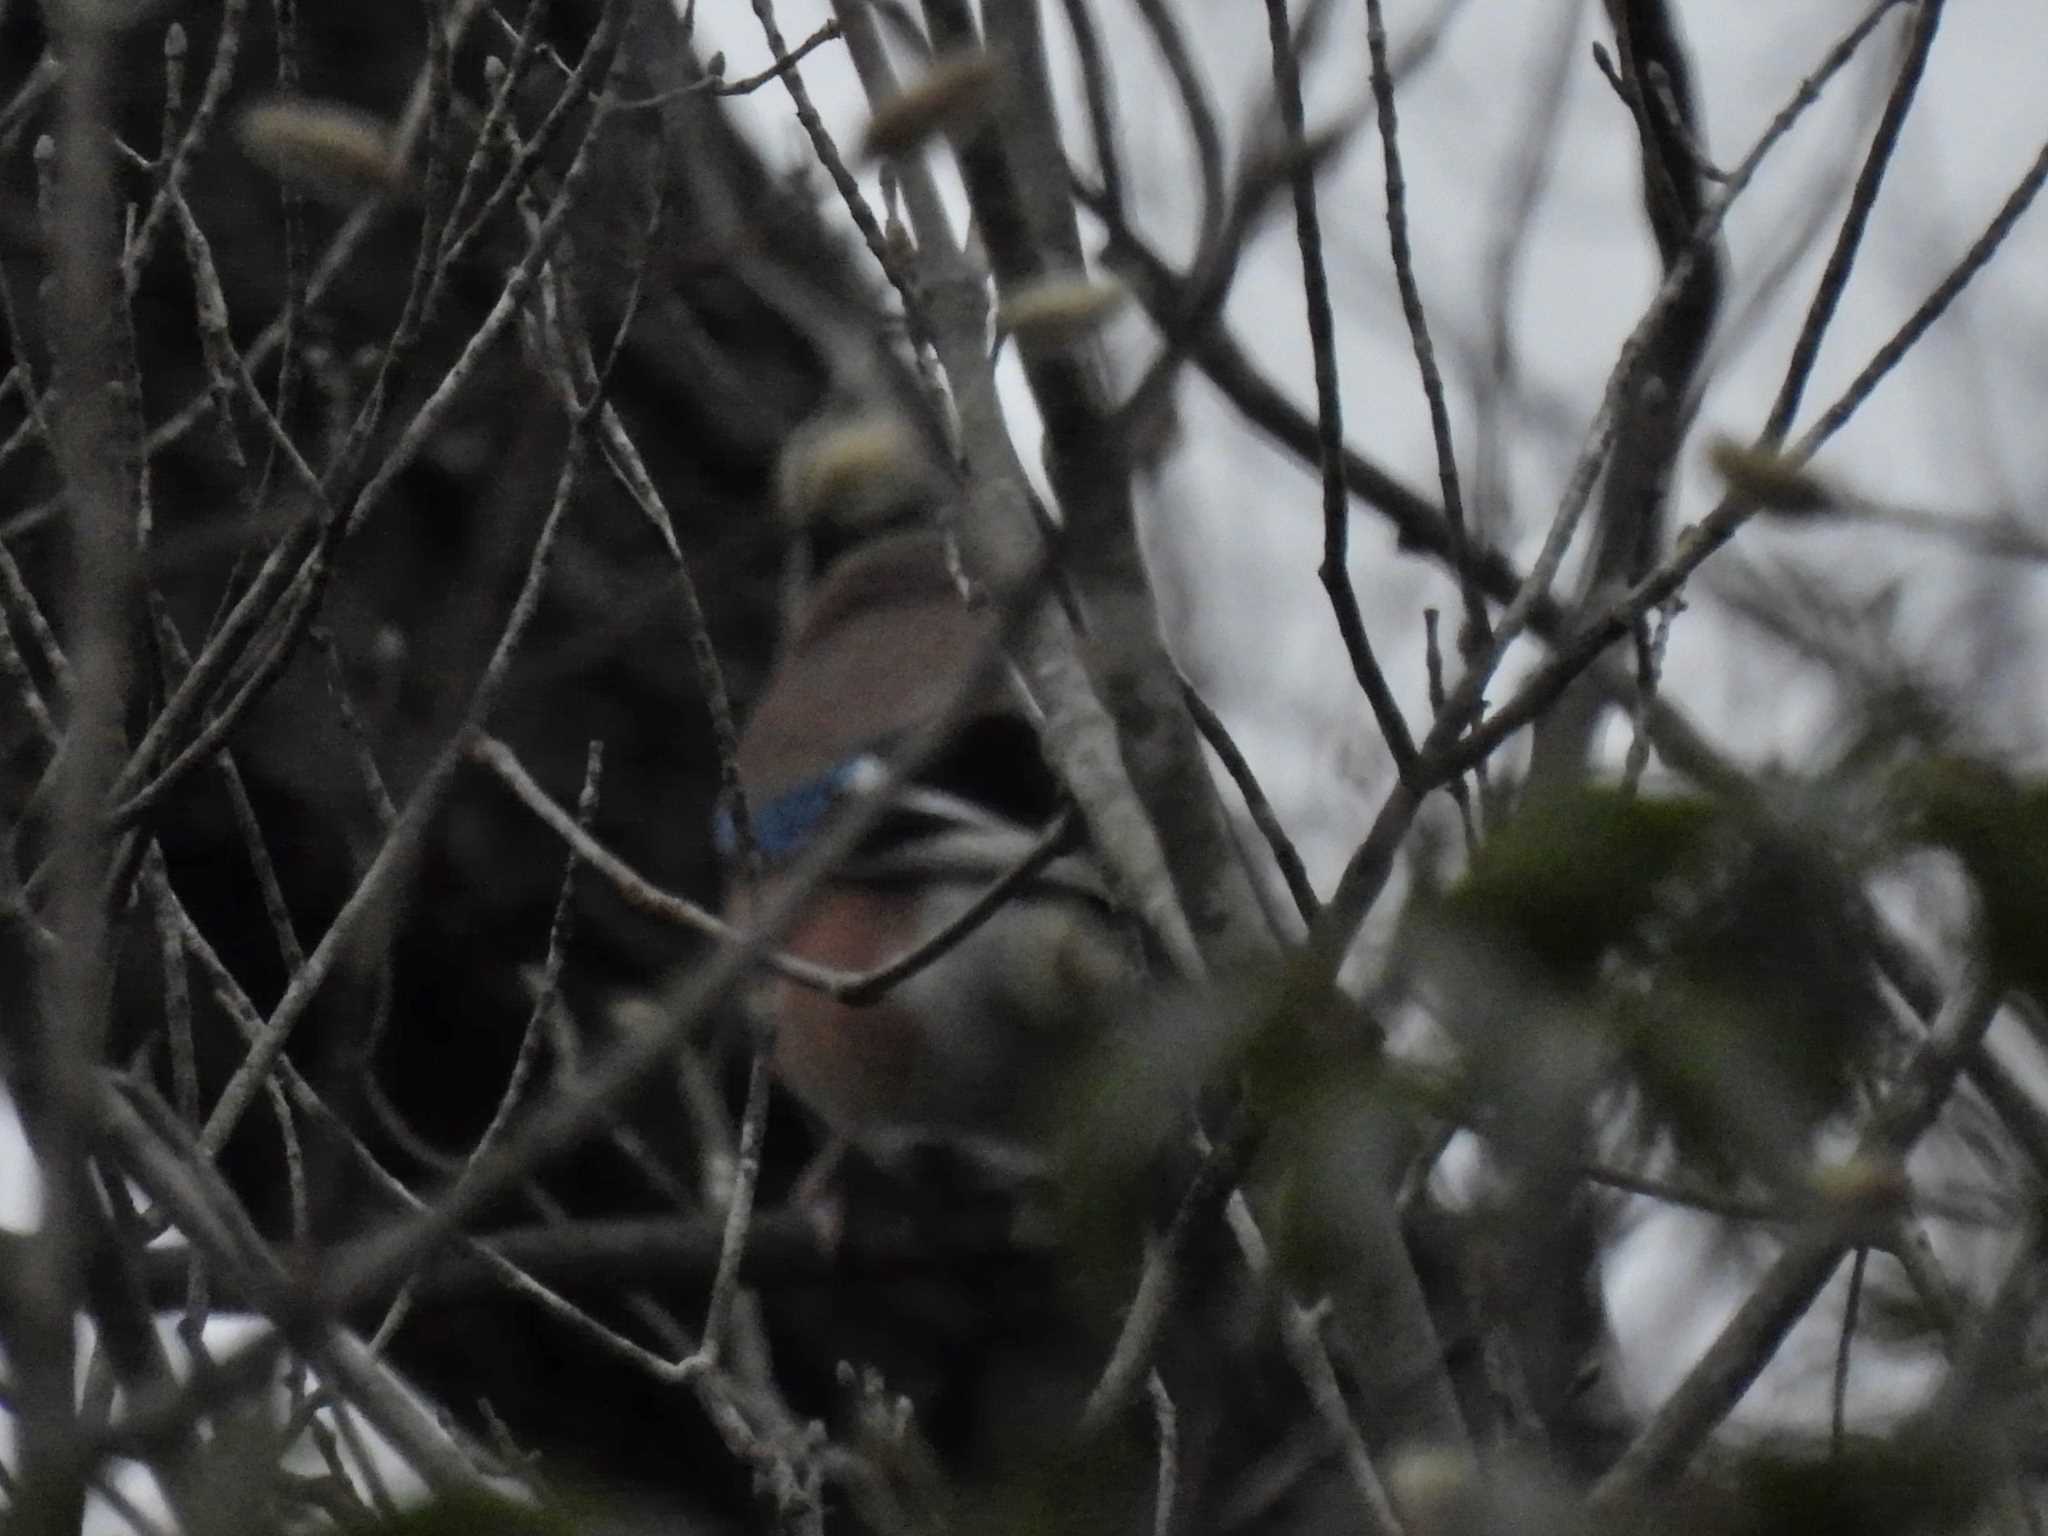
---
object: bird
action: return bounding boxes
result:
[719,466,1132,1185]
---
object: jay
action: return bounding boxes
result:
[720,511,1132,1182]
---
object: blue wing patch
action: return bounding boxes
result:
[714,756,881,862]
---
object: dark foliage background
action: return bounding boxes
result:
[4,0,824,1514]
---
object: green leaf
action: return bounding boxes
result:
[1904,759,2048,1002]
[1437,787,1719,985]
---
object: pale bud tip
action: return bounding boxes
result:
[860,50,1004,161]
[236,97,401,206]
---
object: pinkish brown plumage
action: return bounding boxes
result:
[725,528,1128,1175]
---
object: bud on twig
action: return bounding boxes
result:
[995,274,1129,347]
[1707,436,1832,515]
[860,50,1005,161]
[236,97,401,205]
[775,413,933,532]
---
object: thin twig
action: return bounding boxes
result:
[1791,132,2048,459]
[476,735,1106,1009]
[1055,0,1122,226]
[1180,679,1318,926]
[472,734,839,988]
[438,0,616,282]
[319,562,1052,1312]
[1831,1245,1868,1455]
[13,7,132,1526]
[124,0,247,282]
[1280,1300,1407,1536]
[1434,129,2048,781]
[833,0,1205,976]
[1591,970,2005,1504]
[838,809,1081,1003]
[1761,0,1944,443]
[253,0,306,515]
[156,865,717,1398]
[99,1082,490,1498]
[945,0,1282,977]
[1129,0,1222,267]
[1147,1372,1179,1536]
[196,394,592,1159]
[1362,0,1480,651]
[1261,0,1417,775]
[750,0,931,348]
[617,19,844,107]
[104,15,633,838]
[1082,1116,1255,1432]
[696,1050,769,1367]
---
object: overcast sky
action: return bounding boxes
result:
[702,0,2048,861]
[696,0,2048,1433]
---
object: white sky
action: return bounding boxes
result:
[703,0,2048,867]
